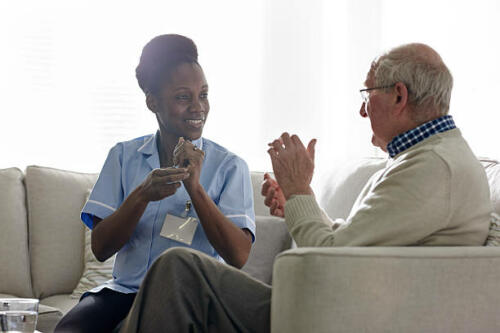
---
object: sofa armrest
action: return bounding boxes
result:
[271,247,500,333]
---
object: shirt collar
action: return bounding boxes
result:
[386,115,456,158]
[137,131,204,169]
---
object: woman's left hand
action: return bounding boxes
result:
[173,137,205,191]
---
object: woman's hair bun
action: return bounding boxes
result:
[136,34,199,95]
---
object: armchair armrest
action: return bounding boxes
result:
[271,247,500,333]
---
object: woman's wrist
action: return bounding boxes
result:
[132,184,151,207]
[184,181,203,198]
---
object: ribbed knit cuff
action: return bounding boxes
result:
[285,195,323,228]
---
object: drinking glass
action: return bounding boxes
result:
[0,298,39,333]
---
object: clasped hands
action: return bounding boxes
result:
[140,137,205,202]
[261,132,316,217]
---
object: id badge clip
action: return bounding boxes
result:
[160,200,198,245]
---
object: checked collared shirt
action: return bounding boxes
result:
[387,115,456,158]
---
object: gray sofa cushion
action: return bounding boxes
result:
[242,216,292,285]
[0,168,33,298]
[486,213,500,246]
[40,294,78,316]
[251,171,272,217]
[245,172,292,285]
[37,303,63,333]
[25,166,98,299]
[71,226,116,299]
[320,157,387,220]
[481,158,500,215]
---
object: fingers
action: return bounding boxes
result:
[261,179,271,196]
[307,138,317,161]
[281,132,292,147]
[174,138,204,167]
[157,172,190,184]
[263,182,286,216]
[270,200,284,218]
[153,173,186,199]
[268,132,308,152]
[267,147,280,175]
[267,146,280,176]
[151,167,190,184]
[267,146,278,159]
[264,187,276,207]
[270,200,278,213]
[145,177,182,202]
[159,182,182,197]
[269,138,284,154]
[152,167,188,177]
[261,173,278,196]
[273,208,284,217]
[173,138,186,167]
[290,134,305,148]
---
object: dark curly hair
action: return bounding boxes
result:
[136,34,199,95]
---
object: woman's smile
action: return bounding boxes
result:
[185,116,205,128]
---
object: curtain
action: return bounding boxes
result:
[1,0,498,183]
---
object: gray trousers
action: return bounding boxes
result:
[120,247,272,333]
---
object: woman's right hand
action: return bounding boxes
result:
[139,167,190,203]
[91,167,188,262]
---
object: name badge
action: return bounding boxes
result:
[160,214,198,245]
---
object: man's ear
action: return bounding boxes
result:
[393,82,408,115]
[146,93,158,113]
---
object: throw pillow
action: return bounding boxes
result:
[319,157,387,220]
[25,165,98,297]
[241,216,292,285]
[485,213,500,246]
[71,191,115,299]
[480,158,500,215]
[0,168,32,298]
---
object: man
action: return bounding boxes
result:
[263,43,491,247]
[120,43,492,333]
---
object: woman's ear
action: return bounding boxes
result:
[146,93,158,113]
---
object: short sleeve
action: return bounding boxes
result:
[217,157,256,241]
[81,144,124,229]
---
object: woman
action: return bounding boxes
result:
[55,34,255,333]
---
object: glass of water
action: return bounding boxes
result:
[0,298,39,333]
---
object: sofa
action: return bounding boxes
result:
[0,157,499,332]
[0,166,291,332]
[271,157,500,333]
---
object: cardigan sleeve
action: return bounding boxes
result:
[284,151,451,247]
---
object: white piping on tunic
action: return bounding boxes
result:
[87,200,116,212]
[226,214,255,225]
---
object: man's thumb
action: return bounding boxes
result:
[307,139,317,161]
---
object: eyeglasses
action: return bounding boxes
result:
[359,84,395,103]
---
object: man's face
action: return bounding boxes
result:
[359,68,392,150]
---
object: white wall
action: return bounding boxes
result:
[1,0,498,186]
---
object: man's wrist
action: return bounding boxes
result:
[283,186,313,200]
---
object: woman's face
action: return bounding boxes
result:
[153,62,209,141]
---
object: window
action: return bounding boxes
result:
[1,0,498,180]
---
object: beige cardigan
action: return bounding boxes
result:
[284,128,492,246]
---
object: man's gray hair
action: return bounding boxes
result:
[374,44,453,122]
